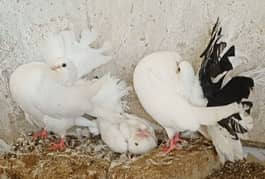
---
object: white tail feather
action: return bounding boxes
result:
[91,74,129,114]
[199,113,253,163]
[207,126,244,164]
[219,55,265,87]
[193,103,240,125]
[240,66,265,86]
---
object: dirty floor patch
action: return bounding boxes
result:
[207,160,265,179]
[0,132,220,178]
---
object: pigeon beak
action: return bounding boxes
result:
[136,129,151,138]
[176,62,181,72]
[51,65,61,71]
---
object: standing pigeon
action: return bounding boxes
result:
[198,18,254,163]
[133,51,248,153]
[10,29,157,153]
[9,30,127,150]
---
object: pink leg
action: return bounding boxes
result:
[48,138,65,151]
[162,133,183,153]
[32,128,48,140]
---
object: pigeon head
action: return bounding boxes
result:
[50,57,78,85]
[128,128,157,154]
[177,61,195,76]
[176,61,195,85]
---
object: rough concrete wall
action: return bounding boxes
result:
[0,0,265,142]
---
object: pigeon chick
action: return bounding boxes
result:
[97,113,157,154]
[133,51,247,153]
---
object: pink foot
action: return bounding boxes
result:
[32,129,48,140]
[48,138,65,151]
[162,133,183,153]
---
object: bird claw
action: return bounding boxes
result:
[48,139,65,151]
[162,144,181,154]
[161,133,183,154]
[32,129,48,140]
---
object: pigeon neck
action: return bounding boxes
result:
[49,69,77,86]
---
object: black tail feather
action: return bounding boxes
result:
[199,18,253,141]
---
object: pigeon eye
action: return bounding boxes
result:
[62,63,67,68]
[134,142,139,146]
[176,67,181,73]
[176,62,181,72]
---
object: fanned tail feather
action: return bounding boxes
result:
[218,113,253,140]
[198,18,255,164]
[91,74,129,114]
[207,125,244,164]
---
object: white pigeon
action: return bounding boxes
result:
[10,29,157,153]
[133,51,246,153]
[97,112,157,154]
[9,30,126,150]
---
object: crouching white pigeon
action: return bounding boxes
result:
[95,112,157,154]
[9,29,125,150]
[133,51,249,153]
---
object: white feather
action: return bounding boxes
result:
[74,117,99,136]
[207,125,244,164]
[42,29,111,79]
[91,73,129,114]
[240,66,265,87]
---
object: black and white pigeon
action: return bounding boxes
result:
[198,18,254,163]
[133,51,248,154]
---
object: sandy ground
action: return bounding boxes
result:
[0,132,219,179]
[207,160,265,179]
[0,131,264,178]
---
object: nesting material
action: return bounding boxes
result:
[0,132,221,179]
[207,160,265,179]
